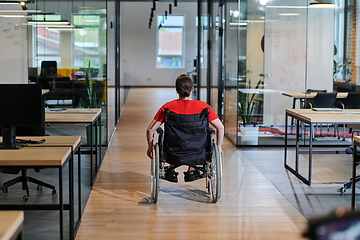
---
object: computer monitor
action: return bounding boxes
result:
[0,84,45,149]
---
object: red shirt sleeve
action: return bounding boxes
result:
[154,105,166,122]
[207,106,218,122]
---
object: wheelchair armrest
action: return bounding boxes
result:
[156,127,163,134]
[209,127,215,134]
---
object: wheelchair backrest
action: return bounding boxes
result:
[163,108,211,166]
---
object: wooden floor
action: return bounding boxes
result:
[75,88,307,240]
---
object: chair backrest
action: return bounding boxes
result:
[306,89,327,93]
[40,61,57,77]
[345,92,360,109]
[163,108,210,166]
[313,92,338,108]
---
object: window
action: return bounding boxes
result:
[73,14,102,68]
[33,14,61,67]
[157,15,184,68]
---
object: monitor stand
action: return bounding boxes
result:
[0,126,22,149]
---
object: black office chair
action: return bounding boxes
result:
[339,131,360,194]
[40,60,57,78]
[306,92,338,138]
[0,123,57,202]
[304,89,327,110]
[345,92,360,109]
[344,92,360,135]
[306,89,327,93]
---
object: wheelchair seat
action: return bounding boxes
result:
[163,108,211,167]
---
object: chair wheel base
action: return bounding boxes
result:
[52,189,58,196]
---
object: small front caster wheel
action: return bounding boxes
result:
[37,185,43,191]
[52,189,58,196]
[23,195,29,201]
[2,188,8,193]
[339,187,346,194]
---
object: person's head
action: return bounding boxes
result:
[175,74,193,99]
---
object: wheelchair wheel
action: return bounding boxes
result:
[209,142,222,203]
[151,143,160,203]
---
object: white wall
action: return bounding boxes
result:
[120,2,197,86]
[0,5,28,84]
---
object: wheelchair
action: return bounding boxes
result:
[151,108,222,203]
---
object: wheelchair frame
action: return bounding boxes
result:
[151,127,222,203]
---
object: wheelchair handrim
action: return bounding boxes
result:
[151,144,160,203]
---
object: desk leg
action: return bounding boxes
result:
[78,146,82,220]
[69,148,74,240]
[352,141,356,211]
[90,122,93,186]
[59,167,63,240]
[95,118,98,172]
[290,98,296,127]
[284,113,288,166]
[308,124,313,185]
[296,118,300,173]
[99,115,102,166]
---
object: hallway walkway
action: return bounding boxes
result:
[75,88,307,240]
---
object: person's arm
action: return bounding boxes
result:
[146,119,162,159]
[210,118,224,152]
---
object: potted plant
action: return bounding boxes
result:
[81,62,104,145]
[81,62,102,108]
[238,79,262,145]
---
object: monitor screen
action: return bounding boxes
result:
[0,84,44,148]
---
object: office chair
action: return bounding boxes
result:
[306,89,327,93]
[339,131,360,194]
[345,92,360,135]
[40,61,57,78]
[0,107,57,201]
[307,92,338,138]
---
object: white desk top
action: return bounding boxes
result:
[45,108,101,123]
[286,109,360,124]
[283,92,348,99]
[0,136,80,166]
[0,211,23,240]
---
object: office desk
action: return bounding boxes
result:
[0,211,24,240]
[283,92,348,109]
[0,136,81,240]
[45,108,102,186]
[352,136,360,211]
[284,109,360,185]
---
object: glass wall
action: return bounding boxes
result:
[217,0,351,146]
[27,0,109,144]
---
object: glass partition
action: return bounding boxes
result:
[27,0,108,145]
[219,0,350,146]
[223,2,239,145]
[199,0,208,102]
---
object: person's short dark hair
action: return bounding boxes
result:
[176,74,193,98]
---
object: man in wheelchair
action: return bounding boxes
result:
[146,74,224,183]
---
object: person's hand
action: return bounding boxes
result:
[147,145,153,159]
[218,145,222,153]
